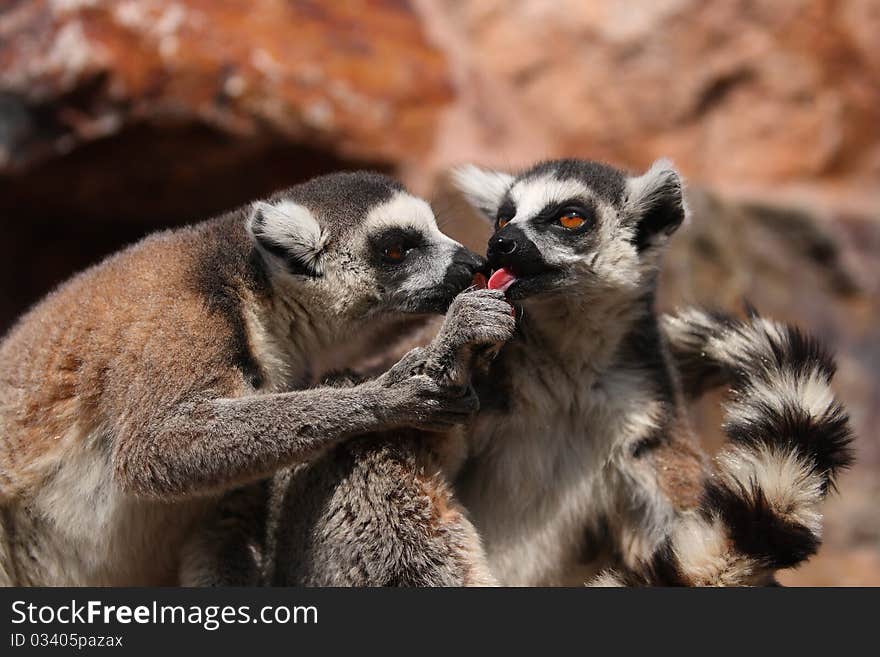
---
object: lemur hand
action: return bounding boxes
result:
[425,289,515,387]
[371,347,479,432]
[375,347,428,387]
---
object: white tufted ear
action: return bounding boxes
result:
[624,159,688,251]
[247,200,329,275]
[451,164,514,223]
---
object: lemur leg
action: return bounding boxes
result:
[604,425,708,572]
[579,311,718,574]
[594,310,853,586]
[560,310,729,575]
[267,432,496,586]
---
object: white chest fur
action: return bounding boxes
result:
[458,345,670,586]
[7,428,212,585]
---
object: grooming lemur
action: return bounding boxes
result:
[449,159,853,585]
[0,171,514,586]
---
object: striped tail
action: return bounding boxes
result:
[595,308,854,586]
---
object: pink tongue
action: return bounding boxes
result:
[488,268,517,293]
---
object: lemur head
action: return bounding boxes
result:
[452,159,686,307]
[247,171,486,321]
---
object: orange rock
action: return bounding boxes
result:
[0,0,452,171]
[417,0,880,198]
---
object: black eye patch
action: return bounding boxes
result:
[368,227,426,266]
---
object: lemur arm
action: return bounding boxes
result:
[317,289,514,391]
[114,349,476,500]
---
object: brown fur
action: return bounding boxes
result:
[652,436,706,512]
[0,223,252,501]
[413,445,495,586]
[0,218,260,584]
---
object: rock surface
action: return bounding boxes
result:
[0,0,451,171]
[412,0,880,207]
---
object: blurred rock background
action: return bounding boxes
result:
[1,0,877,584]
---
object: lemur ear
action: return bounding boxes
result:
[624,159,688,251]
[247,200,329,276]
[451,164,514,223]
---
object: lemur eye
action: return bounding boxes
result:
[382,245,406,263]
[497,216,511,229]
[558,212,586,229]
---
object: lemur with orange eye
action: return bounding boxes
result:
[450,159,853,586]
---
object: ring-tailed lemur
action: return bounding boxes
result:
[182,288,514,586]
[0,171,501,586]
[451,159,853,585]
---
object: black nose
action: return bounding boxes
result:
[488,235,518,259]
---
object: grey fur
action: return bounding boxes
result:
[122,354,480,500]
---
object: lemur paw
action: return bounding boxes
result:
[377,347,428,387]
[447,288,516,345]
[385,373,480,432]
[426,289,515,383]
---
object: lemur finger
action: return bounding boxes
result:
[459,306,515,337]
[445,289,511,323]
[411,417,462,432]
[483,312,517,336]
[393,346,428,373]
[417,383,479,411]
[411,397,479,428]
[467,320,516,346]
[381,347,428,386]
[416,385,478,415]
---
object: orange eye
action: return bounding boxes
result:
[559,213,586,229]
[497,217,511,229]
[382,246,405,263]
